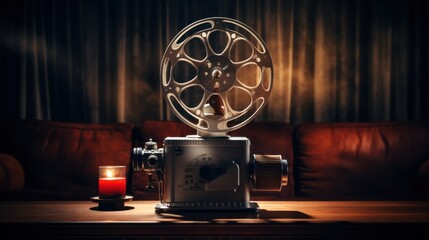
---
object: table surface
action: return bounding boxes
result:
[1,200,429,223]
[1,200,429,238]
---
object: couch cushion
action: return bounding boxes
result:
[0,119,134,200]
[133,120,294,200]
[0,154,25,190]
[294,121,429,200]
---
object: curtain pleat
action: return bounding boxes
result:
[0,0,427,126]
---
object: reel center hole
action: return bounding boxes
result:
[198,56,235,93]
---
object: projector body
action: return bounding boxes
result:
[161,136,252,209]
[134,135,288,212]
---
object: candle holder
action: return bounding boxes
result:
[90,195,133,211]
[90,165,133,211]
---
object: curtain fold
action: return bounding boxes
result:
[0,0,427,126]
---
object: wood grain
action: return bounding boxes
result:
[1,200,428,239]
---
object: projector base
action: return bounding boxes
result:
[154,202,259,213]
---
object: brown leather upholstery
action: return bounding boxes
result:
[294,121,429,200]
[0,154,25,190]
[132,120,294,200]
[0,119,134,200]
[2,119,428,201]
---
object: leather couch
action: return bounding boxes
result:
[0,119,134,200]
[294,121,429,200]
[1,119,428,201]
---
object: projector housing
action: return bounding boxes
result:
[133,136,288,212]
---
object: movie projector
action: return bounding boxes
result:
[133,17,288,212]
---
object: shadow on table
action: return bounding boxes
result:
[90,206,135,211]
[156,209,312,222]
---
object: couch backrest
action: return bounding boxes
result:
[0,119,134,200]
[133,120,294,200]
[294,121,429,200]
[4,119,426,201]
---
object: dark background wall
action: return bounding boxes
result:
[1,0,428,126]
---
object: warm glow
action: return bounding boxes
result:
[98,166,126,198]
[106,170,113,179]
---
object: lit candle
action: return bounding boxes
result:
[99,166,126,199]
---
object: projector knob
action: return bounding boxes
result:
[144,138,158,150]
[147,155,158,167]
[132,147,143,171]
[251,154,288,191]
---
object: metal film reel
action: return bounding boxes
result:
[161,17,273,135]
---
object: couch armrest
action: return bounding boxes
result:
[0,153,25,190]
[415,159,429,198]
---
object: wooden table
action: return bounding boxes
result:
[1,200,428,239]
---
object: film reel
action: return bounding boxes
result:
[161,17,273,135]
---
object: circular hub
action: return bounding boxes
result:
[198,56,235,93]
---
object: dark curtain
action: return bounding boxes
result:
[0,0,427,126]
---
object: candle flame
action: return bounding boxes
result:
[106,170,113,178]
